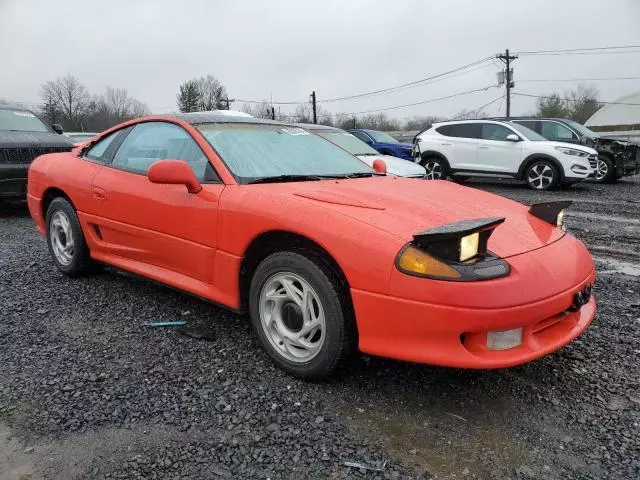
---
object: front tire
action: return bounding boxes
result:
[249,252,355,379]
[525,160,559,190]
[45,197,96,276]
[594,156,616,183]
[421,156,448,180]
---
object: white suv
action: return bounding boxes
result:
[413,119,597,190]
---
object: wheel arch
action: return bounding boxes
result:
[518,154,565,181]
[41,187,76,221]
[239,230,353,317]
[419,150,450,169]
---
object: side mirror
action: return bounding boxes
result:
[148,159,202,193]
[506,134,520,142]
[372,159,387,174]
[51,124,64,134]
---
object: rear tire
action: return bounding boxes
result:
[249,252,355,379]
[45,197,97,277]
[421,156,448,180]
[525,160,559,190]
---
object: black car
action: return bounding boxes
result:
[494,117,640,183]
[0,107,74,198]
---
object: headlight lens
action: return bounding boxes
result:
[459,232,479,262]
[397,245,461,279]
[555,146,587,157]
[557,209,566,230]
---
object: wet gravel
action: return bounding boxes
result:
[1,175,638,480]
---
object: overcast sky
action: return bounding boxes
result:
[1,0,640,121]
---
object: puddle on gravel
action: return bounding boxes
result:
[595,256,640,277]
[339,390,530,478]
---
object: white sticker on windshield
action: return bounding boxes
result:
[280,127,309,136]
[13,111,35,117]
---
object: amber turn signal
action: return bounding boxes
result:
[397,245,461,279]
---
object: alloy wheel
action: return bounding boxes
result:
[50,210,75,266]
[527,163,555,190]
[259,272,326,363]
[595,158,609,182]
[424,160,443,180]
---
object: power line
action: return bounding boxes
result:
[517,50,640,57]
[336,85,497,116]
[518,76,640,83]
[515,44,640,55]
[513,92,640,106]
[450,95,504,120]
[319,56,494,103]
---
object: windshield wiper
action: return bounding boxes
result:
[333,172,379,178]
[247,174,326,184]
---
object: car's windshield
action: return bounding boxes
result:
[315,130,380,155]
[196,123,373,183]
[562,119,597,138]
[508,122,548,141]
[0,108,50,132]
[367,130,399,144]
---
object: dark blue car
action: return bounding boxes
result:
[348,129,414,161]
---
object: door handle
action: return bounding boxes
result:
[92,187,107,200]
[440,142,452,146]
[478,146,490,149]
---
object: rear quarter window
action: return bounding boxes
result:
[436,124,479,139]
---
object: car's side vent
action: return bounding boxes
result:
[0,146,72,165]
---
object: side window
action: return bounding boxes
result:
[352,131,372,143]
[480,123,515,141]
[515,120,539,133]
[436,124,479,139]
[84,130,119,162]
[541,121,575,141]
[111,122,216,181]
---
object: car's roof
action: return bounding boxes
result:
[173,111,286,126]
[0,105,34,113]
[294,122,340,131]
[432,119,510,127]
[489,116,573,122]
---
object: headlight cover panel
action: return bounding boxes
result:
[397,217,511,281]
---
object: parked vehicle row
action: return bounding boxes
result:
[413,119,598,190]
[24,111,596,379]
[497,117,640,183]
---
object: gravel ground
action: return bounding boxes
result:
[1,176,638,480]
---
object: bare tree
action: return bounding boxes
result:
[404,116,444,131]
[196,75,228,110]
[241,102,274,119]
[451,108,488,120]
[564,84,600,123]
[103,87,132,122]
[40,75,91,129]
[130,99,150,117]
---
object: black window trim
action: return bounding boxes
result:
[90,120,223,184]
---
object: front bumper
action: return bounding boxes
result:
[0,164,29,197]
[352,274,595,368]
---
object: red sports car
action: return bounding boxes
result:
[27,113,596,379]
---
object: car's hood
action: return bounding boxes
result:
[288,177,564,258]
[543,140,598,155]
[0,130,74,148]
[356,154,425,177]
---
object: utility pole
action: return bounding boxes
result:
[271,106,275,120]
[310,91,317,124]
[496,49,517,117]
